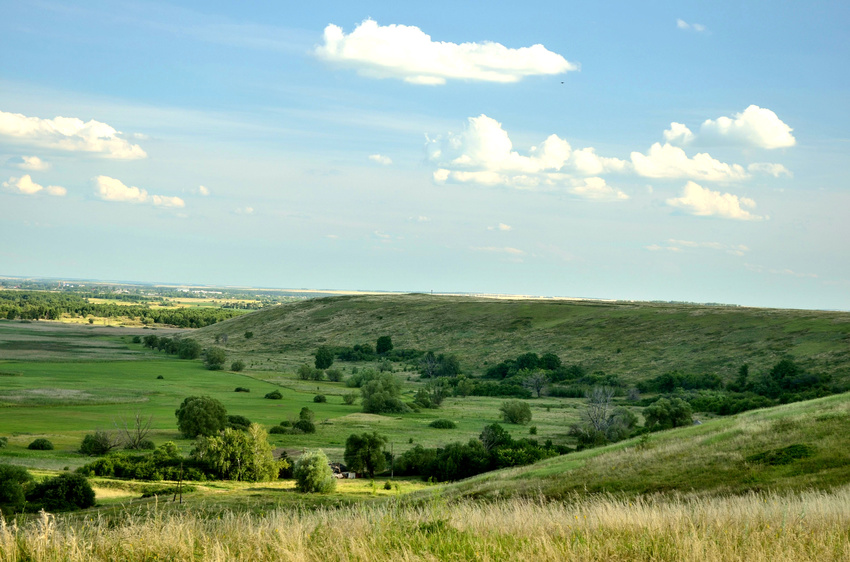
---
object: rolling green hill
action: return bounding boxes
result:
[196,294,850,385]
[421,391,850,501]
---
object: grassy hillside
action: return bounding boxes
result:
[424,391,850,501]
[196,294,850,384]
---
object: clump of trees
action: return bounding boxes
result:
[569,386,639,449]
[175,396,227,438]
[204,347,227,370]
[500,400,532,424]
[1,465,96,514]
[344,432,388,478]
[191,424,278,482]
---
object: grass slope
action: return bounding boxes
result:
[195,294,850,384]
[427,392,850,501]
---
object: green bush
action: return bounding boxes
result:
[156,375,164,380]
[293,420,316,434]
[226,415,252,431]
[138,439,156,450]
[0,464,33,515]
[500,400,532,424]
[235,387,250,393]
[231,360,246,372]
[314,346,334,370]
[28,438,54,450]
[268,425,288,434]
[0,437,7,449]
[26,473,95,512]
[299,407,315,422]
[79,431,116,456]
[293,450,336,493]
[177,338,202,360]
[343,392,358,405]
[428,419,457,429]
[204,347,227,370]
[264,390,283,400]
[313,394,327,403]
[326,369,344,382]
[175,396,227,438]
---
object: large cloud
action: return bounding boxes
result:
[663,105,795,149]
[427,115,628,198]
[94,176,184,207]
[316,19,577,85]
[2,174,66,196]
[666,181,762,220]
[0,110,147,159]
[631,143,749,182]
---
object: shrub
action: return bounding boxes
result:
[204,347,227,370]
[529,425,538,435]
[156,375,165,380]
[26,473,95,512]
[0,437,7,449]
[0,464,33,515]
[235,387,250,393]
[644,397,693,431]
[376,335,393,355]
[177,338,202,360]
[500,400,532,424]
[138,439,156,450]
[226,415,253,431]
[175,396,227,438]
[313,394,327,403]
[231,360,246,372]
[343,392,358,405]
[79,431,117,456]
[299,407,315,422]
[361,372,408,414]
[28,438,54,450]
[268,425,288,434]
[326,369,344,382]
[429,419,457,429]
[244,331,253,339]
[264,390,283,400]
[314,346,334,370]
[293,420,316,434]
[293,450,336,493]
[131,335,142,344]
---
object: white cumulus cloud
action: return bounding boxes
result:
[428,115,628,193]
[666,181,762,221]
[316,19,578,85]
[0,110,147,159]
[197,185,210,196]
[3,174,66,196]
[569,177,629,200]
[748,162,792,177]
[664,106,795,149]
[368,153,392,165]
[12,155,51,171]
[631,143,749,182]
[94,175,184,207]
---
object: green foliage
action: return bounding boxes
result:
[361,372,408,414]
[293,420,316,434]
[0,464,33,515]
[79,431,117,456]
[226,414,252,431]
[326,368,343,382]
[203,347,227,370]
[644,397,693,431]
[500,400,532,424]
[177,338,202,360]
[0,437,7,449]
[299,407,315,422]
[175,396,227,438]
[428,419,457,429]
[419,352,461,378]
[26,473,95,512]
[529,425,537,435]
[230,360,246,372]
[244,331,254,339]
[344,432,388,477]
[376,335,393,355]
[28,438,54,450]
[313,394,327,403]
[314,346,334,370]
[234,386,250,392]
[264,390,283,400]
[293,449,336,493]
[191,424,277,482]
[342,391,358,405]
[297,364,323,381]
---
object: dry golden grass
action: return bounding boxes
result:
[3,487,849,561]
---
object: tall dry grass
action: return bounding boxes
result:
[2,487,849,561]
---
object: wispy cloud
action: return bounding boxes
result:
[647,239,749,256]
[368,154,392,165]
[488,223,512,231]
[470,246,524,255]
[745,264,818,278]
[317,19,577,85]
[0,110,146,159]
[676,19,707,32]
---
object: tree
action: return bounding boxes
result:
[569,387,638,448]
[479,423,512,451]
[175,395,227,438]
[116,412,154,450]
[315,346,334,370]
[376,335,393,355]
[344,432,388,478]
[79,430,120,456]
[0,464,33,515]
[361,372,408,414]
[293,449,336,493]
[500,400,532,424]
[26,473,95,512]
[177,338,202,360]
[522,370,548,398]
[643,397,693,431]
[191,424,277,482]
[204,347,227,370]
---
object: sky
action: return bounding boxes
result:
[1,1,849,310]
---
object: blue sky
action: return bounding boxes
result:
[1,1,849,310]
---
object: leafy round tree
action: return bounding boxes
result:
[0,464,33,515]
[177,338,202,360]
[204,347,227,370]
[175,396,227,438]
[293,449,336,493]
[26,472,95,512]
[27,438,54,450]
[500,400,532,424]
[315,346,334,370]
[344,432,388,478]
[376,335,393,355]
